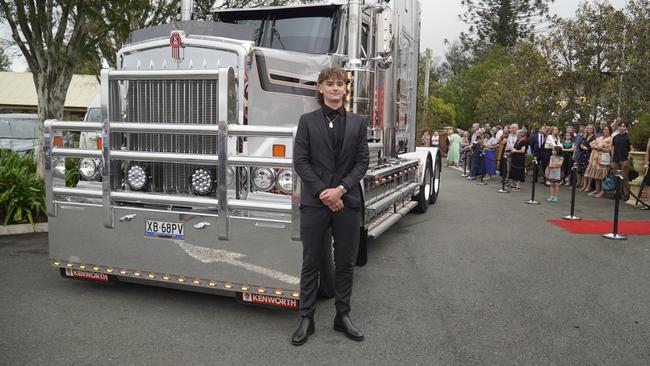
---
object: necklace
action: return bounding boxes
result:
[326,114,340,129]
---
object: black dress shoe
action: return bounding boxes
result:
[333,313,364,341]
[291,317,314,346]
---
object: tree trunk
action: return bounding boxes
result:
[33,70,73,178]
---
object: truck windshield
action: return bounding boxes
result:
[216,6,338,54]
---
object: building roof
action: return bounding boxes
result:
[0,71,99,109]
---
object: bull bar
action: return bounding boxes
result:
[44,67,301,241]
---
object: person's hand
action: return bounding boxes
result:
[327,199,344,213]
[319,188,343,206]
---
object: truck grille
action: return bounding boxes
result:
[109,79,219,195]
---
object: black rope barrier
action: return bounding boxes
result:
[562,163,581,220]
[603,170,627,240]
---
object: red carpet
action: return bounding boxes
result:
[548,220,650,235]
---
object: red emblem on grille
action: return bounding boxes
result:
[170,31,183,61]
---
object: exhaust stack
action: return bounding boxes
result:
[346,0,363,69]
[180,0,194,21]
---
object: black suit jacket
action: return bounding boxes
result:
[294,109,369,209]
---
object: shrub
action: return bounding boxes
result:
[65,157,79,187]
[629,113,650,151]
[0,150,46,225]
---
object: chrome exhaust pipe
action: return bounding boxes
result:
[180,0,194,21]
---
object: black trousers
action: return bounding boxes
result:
[299,206,361,318]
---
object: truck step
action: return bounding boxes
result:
[366,182,420,213]
[367,201,418,239]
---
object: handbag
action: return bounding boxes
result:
[602,171,616,192]
[600,152,611,166]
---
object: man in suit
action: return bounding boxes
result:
[291,68,369,346]
[529,125,549,183]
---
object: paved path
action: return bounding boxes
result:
[0,167,648,365]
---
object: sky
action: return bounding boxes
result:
[420,0,628,60]
[1,0,630,71]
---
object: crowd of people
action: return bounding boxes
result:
[420,117,642,204]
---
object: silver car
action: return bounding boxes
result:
[0,113,39,157]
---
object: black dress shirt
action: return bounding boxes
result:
[612,133,630,162]
[322,104,347,157]
[315,105,349,196]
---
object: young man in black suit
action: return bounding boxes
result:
[291,68,369,346]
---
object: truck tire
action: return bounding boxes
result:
[318,233,336,299]
[413,163,432,213]
[429,155,441,204]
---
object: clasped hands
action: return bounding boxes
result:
[320,188,344,212]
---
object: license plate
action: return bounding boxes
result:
[145,220,184,239]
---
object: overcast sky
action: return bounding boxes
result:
[421,0,628,59]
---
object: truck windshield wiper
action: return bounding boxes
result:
[270,19,286,50]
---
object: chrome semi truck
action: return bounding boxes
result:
[45,0,439,310]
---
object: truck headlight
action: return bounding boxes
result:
[251,167,275,191]
[127,164,148,191]
[79,158,99,180]
[276,169,293,193]
[191,168,214,195]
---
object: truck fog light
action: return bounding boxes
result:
[191,168,214,195]
[252,167,275,191]
[79,158,99,180]
[276,169,293,193]
[127,164,148,191]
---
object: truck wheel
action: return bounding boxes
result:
[413,163,431,213]
[429,155,441,204]
[318,234,335,299]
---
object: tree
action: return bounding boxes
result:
[622,0,650,119]
[459,0,555,56]
[541,1,626,125]
[440,46,510,128]
[417,53,448,134]
[0,0,96,176]
[418,96,456,136]
[440,40,472,79]
[78,1,177,75]
[476,42,558,126]
[0,46,10,71]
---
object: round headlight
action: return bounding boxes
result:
[127,164,148,191]
[251,167,275,191]
[79,158,99,180]
[276,169,293,193]
[191,168,214,195]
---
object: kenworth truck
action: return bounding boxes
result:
[45,0,440,310]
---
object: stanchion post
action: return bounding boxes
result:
[498,154,509,193]
[526,157,540,204]
[603,170,627,240]
[563,163,581,220]
[477,152,487,185]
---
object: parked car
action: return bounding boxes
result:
[77,95,102,182]
[0,113,39,158]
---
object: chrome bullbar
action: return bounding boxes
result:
[44,67,300,241]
